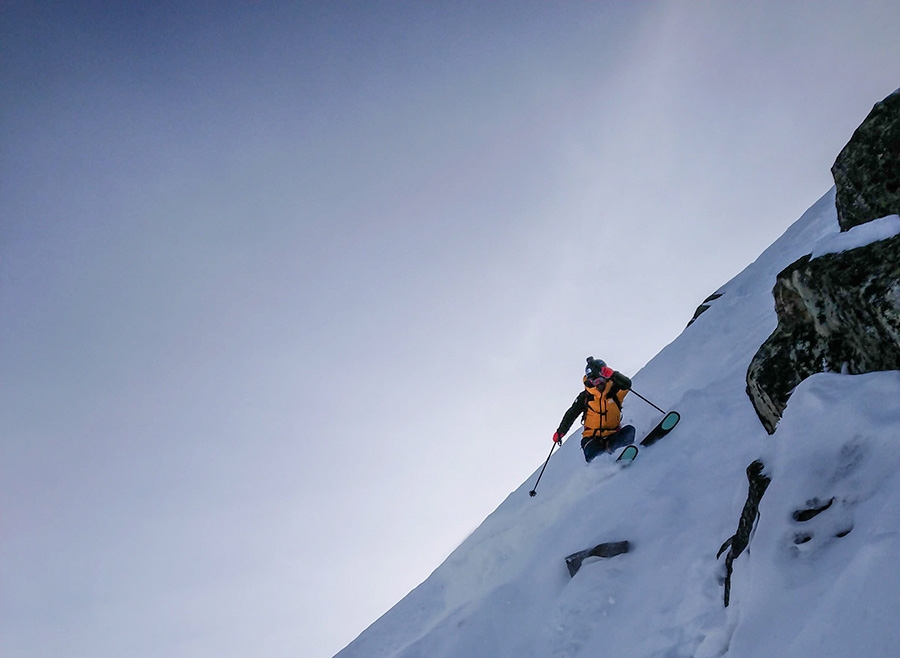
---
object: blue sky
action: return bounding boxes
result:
[3,2,900,657]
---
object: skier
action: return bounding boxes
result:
[553,357,635,462]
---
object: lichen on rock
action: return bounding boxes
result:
[746,235,900,433]
[832,89,900,231]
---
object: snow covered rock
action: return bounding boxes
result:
[746,89,900,434]
[746,233,900,434]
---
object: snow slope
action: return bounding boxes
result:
[334,188,900,658]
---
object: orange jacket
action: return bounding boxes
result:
[557,373,630,440]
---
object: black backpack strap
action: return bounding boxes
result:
[606,385,623,411]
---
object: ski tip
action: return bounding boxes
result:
[616,445,638,463]
[661,410,680,431]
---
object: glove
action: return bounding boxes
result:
[553,432,562,444]
[612,371,632,390]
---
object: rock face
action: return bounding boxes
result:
[686,292,723,328]
[747,88,900,434]
[832,89,900,231]
[746,234,900,434]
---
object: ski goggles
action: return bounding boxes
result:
[586,365,614,385]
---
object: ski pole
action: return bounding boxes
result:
[630,388,667,414]
[528,442,558,497]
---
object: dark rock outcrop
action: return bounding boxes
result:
[686,292,723,328]
[832,89,900,231]
[746,88,900,433]
[716,460,770,607]
[746,234,900,434]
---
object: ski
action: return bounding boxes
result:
[616,444,638,465]
[565,540,630,577]
[639,410,681,447]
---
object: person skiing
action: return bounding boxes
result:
[553,356,635,462]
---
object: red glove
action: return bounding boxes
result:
[553,432,562,444]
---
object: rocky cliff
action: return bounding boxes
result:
[747,235,900,433]
[832,89,900,231]
[747,88,900,434]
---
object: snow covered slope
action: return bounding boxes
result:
[334,188,900,658]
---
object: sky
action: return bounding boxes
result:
[2,2,900,657]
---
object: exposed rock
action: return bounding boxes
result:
[716,460,770,607]
[832,89,900,231]
[686,292,723,328]
[792,497,834,522]
[746,234,900,434]
[564,541,630,578]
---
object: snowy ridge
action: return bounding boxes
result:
[335,187,900,658]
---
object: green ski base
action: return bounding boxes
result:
[639,411,681,447]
